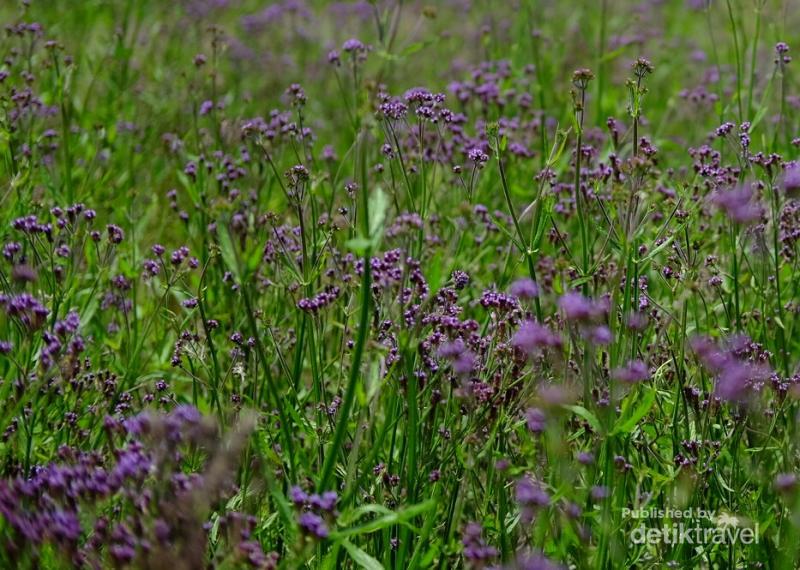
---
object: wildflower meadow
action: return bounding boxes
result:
[2,0,800,568]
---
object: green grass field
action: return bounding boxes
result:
[1,0,800,568]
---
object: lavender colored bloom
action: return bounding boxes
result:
[775,473,797,493]
[509,278,539,299]
[1,293,50,330]
[342,38,365,53]
[512,321,561,355]
[311,491,338,512]
[438,339,477,375]
[587,325,612,345]
[712,184,762,224]
[467,147,489,168]
[452,350,477,374]
[558,292,599,322]
[515,477,550,508]
[508,550,564,570]
[298,512,328,538]
[525,408,546,433]
[784,163,800,197]
[690,335,772,402]
[461,522,497,564]
[290,486,307,506]
[611,359,650,383]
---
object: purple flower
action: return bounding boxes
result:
[1,293,49,330]
[783,163,800,197]
[467,147,489,168]
[515,477,550,508]
[775,42,792,66]
[298,512,329,539]
[775,473,797,493]
[558,292,600,322]
[587,325,612,345]
[611,359,650,383]
[290,486,308,506]
[508,550,564,570]
[690,335,773,402]
[512,321,561,355]
[525,408,546,433]
[342,38,365,53]
[309,491,338,512]
[438,339,477,375]
[461,522,497,564]
[712,184,762,224]
[453,350,477,374]
[509,278,539,299]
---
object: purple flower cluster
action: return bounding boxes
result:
[690,336,773,402]
[290,486,338,539]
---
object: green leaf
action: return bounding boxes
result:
[368,186,389,243]
[331,500,435,539]
[611,386,656,435]
[218,227,241,282]
[341,540,385,570]
[400,40,435,57]
[565,405,602,434]
[176,169,200,206]
[346,237,373,254]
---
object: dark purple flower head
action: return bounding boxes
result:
[309,491,338,513]
[1,293,49,330]
[289,486,307,506]
[298,512,328,539]
[106,224,125,244]
[451,270,470,290]
[775,42,792,66]
[467,147,489,168]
